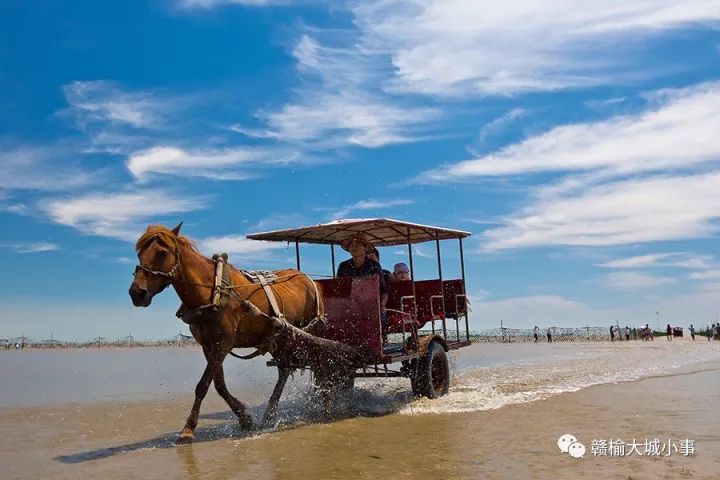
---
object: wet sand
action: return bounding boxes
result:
[1,358,718,479]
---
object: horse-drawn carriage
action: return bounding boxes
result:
[247,218,472,398]
[130,218,471,441]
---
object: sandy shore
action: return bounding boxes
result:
[1,358,718,480]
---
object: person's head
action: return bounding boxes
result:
[392,262,410,281]
[341,233,372,259]
[366,246,380,263]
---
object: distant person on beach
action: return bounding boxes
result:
[625,326,630,341]
[546,326,552,343]
[715,323,720,340]
[666,324,672,341]
[533,326,539,343]
[709,324,714,341]
[689,324,696,341]
[610,325,615,342]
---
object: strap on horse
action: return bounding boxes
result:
[176,253,232,324]
[242,270,285,319]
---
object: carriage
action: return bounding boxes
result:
[247,218,472,398]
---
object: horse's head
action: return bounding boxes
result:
[129,222,183,307]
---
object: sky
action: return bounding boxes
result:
[1,0,720,340]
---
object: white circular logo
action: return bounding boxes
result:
[558,434,578,453]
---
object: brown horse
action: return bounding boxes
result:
[128,223,324,442]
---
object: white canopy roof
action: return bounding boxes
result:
[247,218,471,247]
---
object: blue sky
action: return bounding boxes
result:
[1,0,720,340]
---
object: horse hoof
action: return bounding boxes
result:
[239,415,254,430]
[176,432,194,445]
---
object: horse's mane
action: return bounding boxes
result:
[135,225,200,255]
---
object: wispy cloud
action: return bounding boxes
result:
[481,172,720,250]
[200,234,286,257]
[602,271,674,290]
[235,34,441,149]
[354,0,720,97]
[476,108,526,143]
[418,82,720,182]
[329,198,414,220]
[688,270,720,281]
[177,0,289,9]
[41,190,208,241]
[0,145,99,192]
[0,242,60,254]
[599,253,712,269]
[126,145,306,181]
[62,81,167,130]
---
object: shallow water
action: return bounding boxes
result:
[2,340,720,480]
[2,339,719,418]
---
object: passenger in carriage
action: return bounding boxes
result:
[392,262,411,282]
[337,233,389,327]
[366,246,392,287]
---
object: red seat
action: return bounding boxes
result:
[443,279,466,318]
[386,280,417,334]
[414,280,444,328]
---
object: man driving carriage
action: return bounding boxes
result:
[336,233,389,329]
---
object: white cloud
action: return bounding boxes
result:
[262,91,439,148]
[62,81,165,130]
[330,198,414,219]
[476,108,526,143]
[419,82,720,181]
[353,0,720,97]
[599,252,712,269]
[42,190,208,241]
[0,242,60,254]
[238,34,440,149]
[0,145,98,191]
[481,172,720,250]
[126,146,303,181]
[177,0,286,9]
[470,294,601,329]
[200,234,286,257]
[688,270,720,281]
[602,271,674,290]
[470,289,720,329]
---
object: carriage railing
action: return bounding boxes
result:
[387,291,470,349]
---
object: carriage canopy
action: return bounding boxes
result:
[246,218,471,246]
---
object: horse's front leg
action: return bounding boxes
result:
[178,360,219,443]
[213,364,253,430]
[261,366,291,428]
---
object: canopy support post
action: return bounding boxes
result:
[330,244,336,277]
[459,237,469,342]
[436,233,444,338]
[295,240,300,270]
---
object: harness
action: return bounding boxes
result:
[135,249,325,354]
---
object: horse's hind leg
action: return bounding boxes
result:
[178,360,219,443]
[214,364,253,430]
[261,366,291,428]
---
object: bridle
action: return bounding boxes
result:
[134,245,181,281]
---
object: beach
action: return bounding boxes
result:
[1,339,718,479]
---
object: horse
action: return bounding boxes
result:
[128,222,324,442]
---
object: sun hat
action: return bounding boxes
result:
[340,232,372,252]
[393,262,410,274]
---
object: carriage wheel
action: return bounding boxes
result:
[411,341,449,398]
